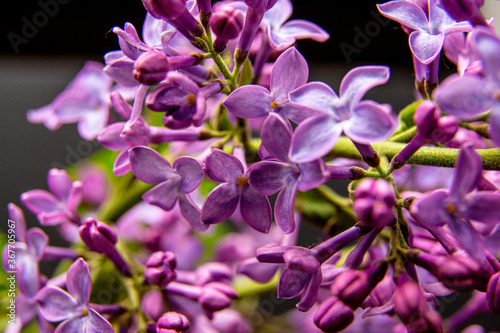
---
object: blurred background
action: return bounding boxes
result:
[0,1,499,330]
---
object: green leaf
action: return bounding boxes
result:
[393,100,421,136]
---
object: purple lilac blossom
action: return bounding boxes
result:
[434,27,500,146]
[411,145,500,259]
[21,169,83,226]
[36,258,115,333]
[248,113,327,233]
[129,146,207,231]
[27,61,112,140]
[201,148,272,233]
[289,65,394,163]
[223,47,319,124]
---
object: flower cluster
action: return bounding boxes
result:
[4,0,500,332]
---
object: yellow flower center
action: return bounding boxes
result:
[236,176,249,186]
[270,100,279,109]
[445,203,456,215]
[186,93,197,106]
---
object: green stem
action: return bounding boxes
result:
[315,185,355,220]
[460,122,490,138]
[329,136,500,170]
[388,126,417,143]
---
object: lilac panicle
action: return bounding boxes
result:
[21,168,82,226]
[201,148,272,233]
[223,47,318,124]
[27,61,112,140]
[289,66,394,163]
[129,146,207,231]
[36,258,115,333]
[411,145,500,259]
[249,113,328,233]
[157,311,190,332]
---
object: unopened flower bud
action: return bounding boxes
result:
[79,217,117,254]
[353,179,396,229]
[313,296,354,332]
[437,255,490,291]
[133,51,169,86]
[145,251,177,287]
[210,6,244,52]
[156,311,190,332]
[487,271,500,313]
[414,100,458,143]
[199,282,238,314]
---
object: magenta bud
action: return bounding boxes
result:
[313,296,354,332]
[210,6,244,52]
[414,100,458,143]
[353,178,396,229]
[145,251,177,288]
[487,271,500,313]
[142,0,186,21]
[78,217,117,254]
[157,311,190,332]
[199,282,238,313]
[437,255,490,291]
[133,51,169,86]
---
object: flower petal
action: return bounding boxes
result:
[278,268,310,298]
[344,100,394,143]
[129,146,173,184]
[205,149,244,183]
[447,217,485,260]
[434,74,494,119]
[173,157,205,193]
[222,85,274,118]
[409,31,444,65]
[271,47,309,101]
[240,185,272,233]
[248,161,291,195]
[339,66,390,110]
[462,192,500,224]
[473,28,500,87]
[66,258,91,306]
[274,180,298,234]
[178,193,207,231]
[17,250,40,299]
[297,159,327,191]
[237,257,279,283]
[449,145,482,202]
[77,108,109,141]
[113,150,131,176]
[490,106,500,147]
[289,81,338,115]
[7,203,26,242]
[47,169,73,202]
[290,116,342,163]
[36,286,79,322]
[273,19,329,49]
[21,190,61,215]
[25,228,48,261]
[410,189,449,227]
[143,180,181,211]
[297,268,322,312]
[377,1,429,32]
[201,183,239,224]
[97,123,128,150]
[261,112,292,162]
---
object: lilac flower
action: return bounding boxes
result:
[27,61,112,140]
[434,27,500,146]
[411,145,500,258]
[129,146,207,231]
[201,148,272,233]
[248,113,327,233]
[144,251,177,287]
[21,169,82,226]
[288,66,394,163]
[377,0,471,66]
[156,311,190,332]
[146,72,224,129]
[36,258,115,333]
[223,47,319,124]
[98,92,201,176]
[209,5,245,53]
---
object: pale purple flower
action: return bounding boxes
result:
[411,145,500,258]
[377,0,471,65]
[129,146,207,231]
[248,113,327,233]
[27,61,112,140]
[434,27,500,146]
[289,66,394,163]
[223,47,319,124]
[36,258,115,333]
[21,169,82,226]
